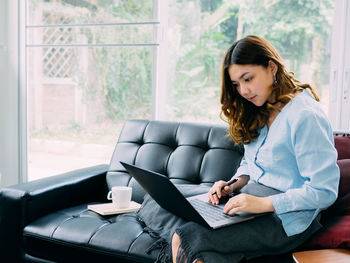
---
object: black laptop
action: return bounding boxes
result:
[120,162,256,229]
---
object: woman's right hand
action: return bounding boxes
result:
[208,175,250,205]
[208,180,235,205]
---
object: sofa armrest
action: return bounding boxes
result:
[0,164,109,262]
[0,164,109,222]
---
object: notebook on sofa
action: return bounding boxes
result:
[120,162,257,229]
[88,201,141,216]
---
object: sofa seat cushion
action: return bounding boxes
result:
[23,203,158,263]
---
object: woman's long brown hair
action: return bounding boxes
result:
[220,35,319,145]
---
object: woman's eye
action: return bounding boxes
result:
[232,83,239,89]
[245,77,253,82]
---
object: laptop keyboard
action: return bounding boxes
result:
[189,198,234,223]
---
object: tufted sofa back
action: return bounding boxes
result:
[106,119,244,203]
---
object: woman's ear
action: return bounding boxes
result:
[268,60,278,75]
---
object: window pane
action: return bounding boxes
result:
[166,0,335,122]
[27,46,153,180]
[27,25,155,46]
[27,0,154,25]
[26,0,154,181]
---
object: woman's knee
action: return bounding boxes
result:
[172,232,180,245]
[172,233,181,263]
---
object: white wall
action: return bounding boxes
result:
[0,0,21,187]
[328,0,350,130]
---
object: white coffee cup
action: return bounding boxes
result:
[107,186,132,208]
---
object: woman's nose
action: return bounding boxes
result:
[239,85,251,96]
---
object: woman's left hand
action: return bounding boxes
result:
[223,193,275,215]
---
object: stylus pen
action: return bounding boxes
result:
[211,178,238,196]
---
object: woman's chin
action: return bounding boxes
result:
[251,101,264,107]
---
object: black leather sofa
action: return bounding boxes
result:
[0,120,298,263]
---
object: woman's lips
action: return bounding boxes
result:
[248,95,257,101]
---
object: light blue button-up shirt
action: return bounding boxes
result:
[234,90,340,236]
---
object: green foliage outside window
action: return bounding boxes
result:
[167,0,333,121]
[29,0,334,134]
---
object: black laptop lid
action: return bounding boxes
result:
[120,162,209,227]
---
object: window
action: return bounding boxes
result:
[19,0,345,183]
[166,0,335,123]
[26,0,159,180]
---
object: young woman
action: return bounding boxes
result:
[170,35,340,263]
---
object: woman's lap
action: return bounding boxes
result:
[171,182,322,263]
[174,212,321,263]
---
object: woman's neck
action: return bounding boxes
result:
[267,90,302,128]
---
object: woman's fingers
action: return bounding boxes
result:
[223,196,241,214]
[208,180,227,204]
[222,185,232,195]
[222,194,275,215]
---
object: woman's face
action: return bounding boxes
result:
[228,61,276,107]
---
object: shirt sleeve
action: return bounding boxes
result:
[269,109,340,214]
[232,156,249,178]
